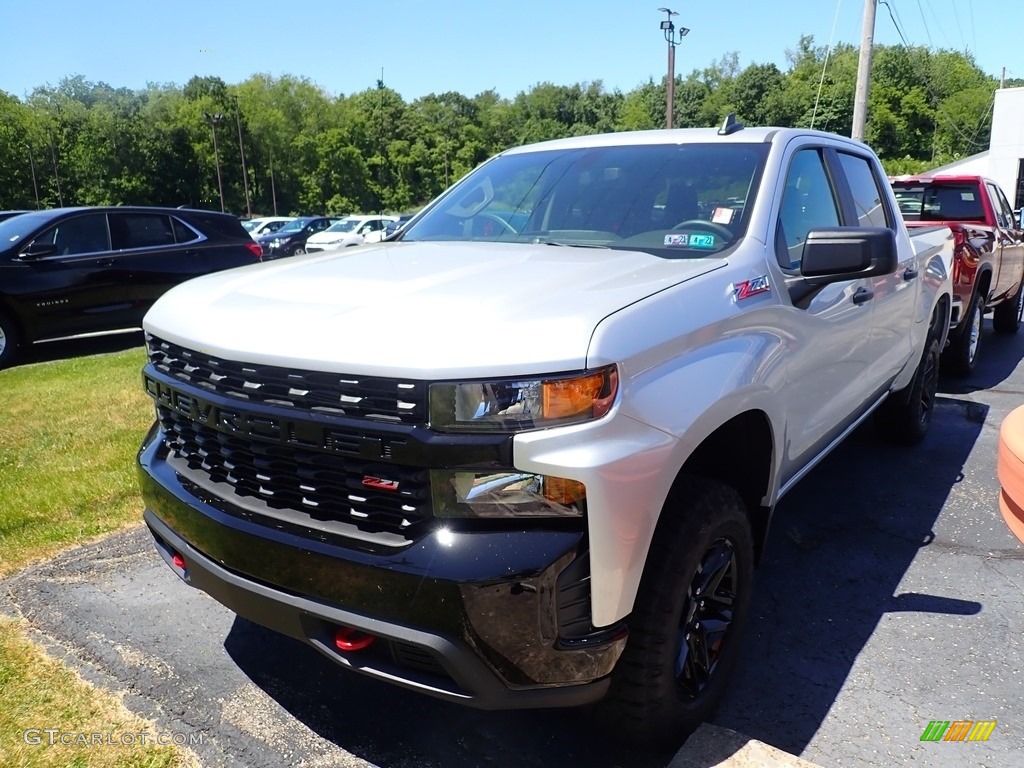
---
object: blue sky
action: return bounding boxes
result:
[0,0,1013,101]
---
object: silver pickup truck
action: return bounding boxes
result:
[137,123,953,747]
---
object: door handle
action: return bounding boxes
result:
[96,258,115,266]
[903,268,919,281]
[852,287,874,305]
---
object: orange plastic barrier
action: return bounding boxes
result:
[997,405,1024,544]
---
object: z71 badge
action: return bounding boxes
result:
[732,275,771,301]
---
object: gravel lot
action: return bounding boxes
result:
[3,321,1023,767]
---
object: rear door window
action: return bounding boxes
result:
[837,152,891,228]
[110,214,176,249]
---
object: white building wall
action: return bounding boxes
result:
[988,87,1024,206]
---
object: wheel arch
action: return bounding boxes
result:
[677,409,775,560]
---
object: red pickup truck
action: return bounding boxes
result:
[890,175,1024,374]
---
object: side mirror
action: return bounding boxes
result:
[19,242,59,259]
[789,227,897,306]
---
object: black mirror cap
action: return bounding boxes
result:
[800,227,897,283]
[19,242,59,259]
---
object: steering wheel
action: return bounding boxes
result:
[671,219,733,239]
[477,212,518,235]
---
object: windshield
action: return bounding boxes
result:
[278,218,313,233]
[0,211,54,249]
[326,218,360,233]
[400,142,769,256]
[241,220,263,232]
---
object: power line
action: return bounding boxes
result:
[878,0,990,151]
[810,0,843,130]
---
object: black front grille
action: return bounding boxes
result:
[157,404,431,542]
[147,335,428,424]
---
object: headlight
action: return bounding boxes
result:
[429,365,618,433]
[430,469,585,518]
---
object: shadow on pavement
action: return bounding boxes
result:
[224,617,662,768]
[940,320,1024,394]
[710,393,985,754]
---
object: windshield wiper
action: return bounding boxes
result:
[532,238,610,249]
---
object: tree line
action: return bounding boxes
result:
[0,37,1013,218]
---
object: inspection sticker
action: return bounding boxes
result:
[664,233,689,247]
[712,207,735,224]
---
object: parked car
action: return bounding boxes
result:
[304,215,398,252]
[890,174,1024,374]
[138,124,952,747]
[242,217,295,240]
[0,210,31,223]
[0,206,263,369]
[257,217,336,258]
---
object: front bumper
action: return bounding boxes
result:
[138,428,625,709]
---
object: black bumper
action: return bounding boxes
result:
[138,428,625,709]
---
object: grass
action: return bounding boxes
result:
[0,348,152,579]
[0,348,194,767]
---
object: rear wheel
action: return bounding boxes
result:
[993,281,1024,333]
[0,311,20,370]
[602,476,754,748]
[878,336,940,445]
[944,292,982,376]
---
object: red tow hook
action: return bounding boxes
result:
[334,626,376,652]
[171,552,186,570]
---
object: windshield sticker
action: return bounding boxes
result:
[689,233,716,249]
[961,192,975,201]
[664,233,689,247]
[733,275,771,301]
[712,207,735,224]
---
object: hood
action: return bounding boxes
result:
[144,240,724,378]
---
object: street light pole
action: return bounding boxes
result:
[203,112,226,212]
[658,8,689,129]
[231,97,252,218]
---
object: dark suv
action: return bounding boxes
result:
[0,206,263,369]
[256,216,336,258]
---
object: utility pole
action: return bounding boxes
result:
[203,112,226,212]
[1001,67,1006,89]
[658,8,689,129]
[269,145,278,216]
[232,97,252,218]
[48,133,63,206]
[851,0,877,142]
[27,144,40,208]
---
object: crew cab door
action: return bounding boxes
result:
[775,146,885,475]
[13,212,123,338]
[107,212,215,324]
[835,149,916,385]
[987,181,1024,298]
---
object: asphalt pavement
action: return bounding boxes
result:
[3,320,1023,767]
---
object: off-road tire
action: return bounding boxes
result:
[944,292,982,376]
[878,336,940,445]
[0,310,20,370]
[993,280,1024,334]
[600,476,754,749]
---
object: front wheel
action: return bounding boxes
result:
[601,476,754,748]
[0,311,20,370]
[291,245,306,256]
[993,281,1024,333]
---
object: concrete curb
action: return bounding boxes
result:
[669,724,823,768]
